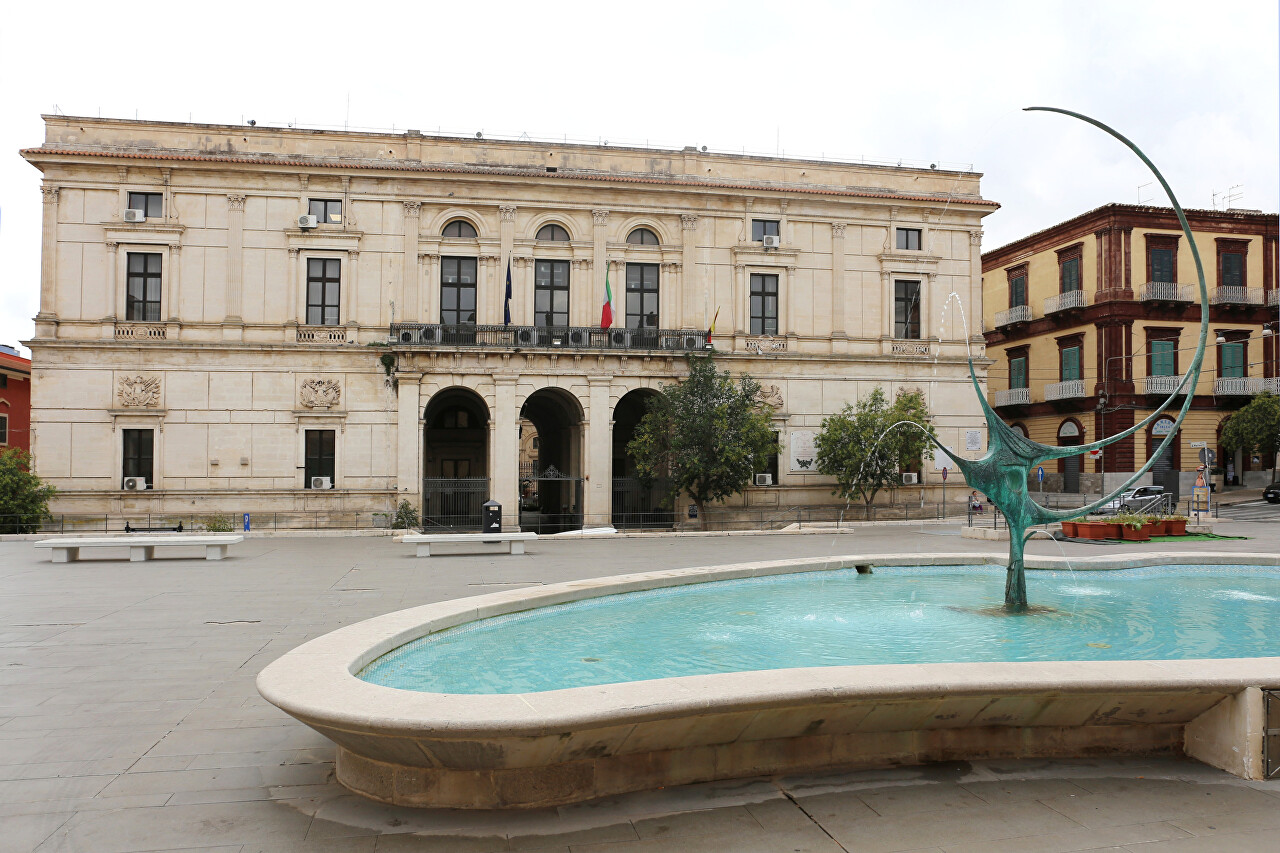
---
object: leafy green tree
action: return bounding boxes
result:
[1221,391,1280,480]
[627,355,776,522]
[0,448,56,534]
[814,387,937,506]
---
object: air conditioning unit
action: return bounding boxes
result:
[517,329,535,344]
[122,477,147,490]
[298,214,319,229]
[683,335,703,350]
[762,235,782,249]
[610,329,633,347]
[123,209,146,223]
[754,473,773,486]
[311,476,332,489]
[901,472,919,485]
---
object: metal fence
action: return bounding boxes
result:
[421,478,490,531]
[390,323,710,353]
[0,511,403,534]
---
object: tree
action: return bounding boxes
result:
[627,355,776,522]
[0,448,56,534]
[1221,392,1280,480]
[814,387,937,506]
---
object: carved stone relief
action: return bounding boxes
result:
[117,375,161,408]
[300,379,342,409]
[757,384,784,409]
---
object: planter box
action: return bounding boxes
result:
[1120,525,1151,542]
[1165,519,1188,536]
[1060,521,1079,537]
[1075,521,1112,539]
[1144,520,1166,536]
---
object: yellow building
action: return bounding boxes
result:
[983,204,1278,496]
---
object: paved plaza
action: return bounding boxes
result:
[2,519,1279,852]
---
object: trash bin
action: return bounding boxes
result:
[482,500,502,534]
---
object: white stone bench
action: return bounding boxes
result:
[403,532,536,557]
[34,534,245,563]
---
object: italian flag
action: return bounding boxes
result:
[600,261,614,328]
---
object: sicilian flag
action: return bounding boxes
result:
[600,261,614,329]
[708,306,720,339]
[503,257,512,326]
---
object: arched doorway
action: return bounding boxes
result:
[422,388,489,529]
[519,388,584,532]
[611,388,673,529]
[1058,418,1084,493]
[1148,416,1180,500]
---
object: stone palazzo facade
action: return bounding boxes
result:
[21,115,996,528]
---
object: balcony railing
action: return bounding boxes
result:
[991,387,1030,407]
[1044,379,1087,400]
[993,304,1032,327]
[114,323,167,340]
[1141,374,1189,395]
[1215,376,1280,396]
[296,326,350,344]
[1268,289,1279,307]
[1139,282,1195,302]
[389,323,711,352]
[1044,289,1086,314]
[1210,287,1263,306]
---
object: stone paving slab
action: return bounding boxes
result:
[1,524,1277,852]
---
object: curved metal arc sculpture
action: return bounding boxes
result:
[933,107,1209,611]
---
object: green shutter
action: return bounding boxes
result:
[1221,253,1243,288]
[1151,340,1175,376]
[1151,249,1174,283]
[1222,342,1244,378]
[1011,357,1027,389]
[1011,276,1026,306]
[1061,258,1080,292]
[1062,347,1081,381]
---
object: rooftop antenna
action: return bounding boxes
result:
[1225,184,1244,209]
[1137,182,1154,204]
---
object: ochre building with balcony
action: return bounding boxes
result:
[21,116,999,528]
[983,203,1278,496]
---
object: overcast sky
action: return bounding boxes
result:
[2,0,1276,355]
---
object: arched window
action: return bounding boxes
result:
[442,219,478,239]
[1011,422,1029,438]
[626,228,659,245]
[536,223,570,241]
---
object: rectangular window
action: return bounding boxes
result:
[755,430,780,484]
[1151,340,1176,376]
[751,219,780,241]
[894,280,921,339]
[308,199,343,225]
[896,228,921,251]
[534,260,570,327]
[1010,274,1027,307]
[1150,248,1175,283]
[625,263,660,329]
[1061,346,1081,381]
[749,273,779,335]
[304,429,336,488]
[1060,257,1080,292]
[440,257,478,325]
[1010,357,1028,390]
[1221,341,1245,378]
[125,252,162,321]
[122,428,154,488]
[306,258,341,326]
[0,414,7,445]
[1221,252,1244,288]
[127,192,162,218]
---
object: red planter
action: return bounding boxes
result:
[1144,520,1166,536]
[1165,519,1188,536]
[1060,521,1078,537]
[1120,525,1150,542]
[1075,521,1112,539]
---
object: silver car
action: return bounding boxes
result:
[1101,485,1165,514]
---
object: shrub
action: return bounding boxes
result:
[0,448,56,534]
[391,500,420,530]
[201,513,237,533]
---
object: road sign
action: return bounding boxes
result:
[1199,447,1216,466]
[1088,448,1102,458]
[941,467,948,481]
[1036,466,1045,483]
[1189,440,1207,449]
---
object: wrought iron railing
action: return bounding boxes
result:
[993,305,1032,327]
[1045,379,1087,400]
[1141,374,1188,395]
[1268,289,1279,307]
[1215,376,1280,396]
[1210,287,1263,306]
[1139,282,1195,302]
[992,387,1030,407]
[389,323,710,352]
[1044,289,1086,313]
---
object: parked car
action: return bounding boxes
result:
[1101,485,1165,514]
[1265,482,1280,504]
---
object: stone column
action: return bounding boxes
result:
[167,244,183,325]
[491,377,521,530]
[882,271,894,338]
[499,204,516,323]
[104,241,119,320]
[38,186,59,321]
[734,264,747,335]
[287,248,301,334]
[402,201,421,322]
[396,373,423,505]
[782,265,795,341]
[680,214,698,329]
[480,254,500,324]
[592,209,610,328]
[968,230,983,340]
[344,251,359,338]
[422,253,439,323]
[225,194,246,336]
[920,272,932,341]
[584,376,613,528]
[831,223,847,339]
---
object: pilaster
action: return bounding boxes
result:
[396,373,423,504]
[584,376,614,527]
[37,186,59,322]
[592,209,610,328]
[831,222,847,339]
[224,194,246,332]
[680,214,698,329]
[402,201,422,321]
[491,376,521,530]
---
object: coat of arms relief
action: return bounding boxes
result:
[299,379,342,409]
[117,375,161,408]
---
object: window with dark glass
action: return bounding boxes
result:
[1221,341,1245,378]
[536,223,570,241]
[749,273,778,335]
[125,252,162,321]
[1150,248,1175,283]
[306,258,341,326]
[1151,340,1176,376]
[894,280,921,339]
[442,219,478,238]
[304,429,336,488]
[755,430,780,484]
[1010,274,1027,307]
[534,259,570,326]
[122,428,153,488]
[1060,257,1080,292]
[1010,357,1028,389]
[308,199,343,224]
[1061,346,1081,381]
[1221,252,1244,288]
[440,257,478,325]
[625,263,659,329]
[0,414,8,445]
[127,192,162,218]
[751,219,780,241]
[626,228,659,245]
[896,228,921,250]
